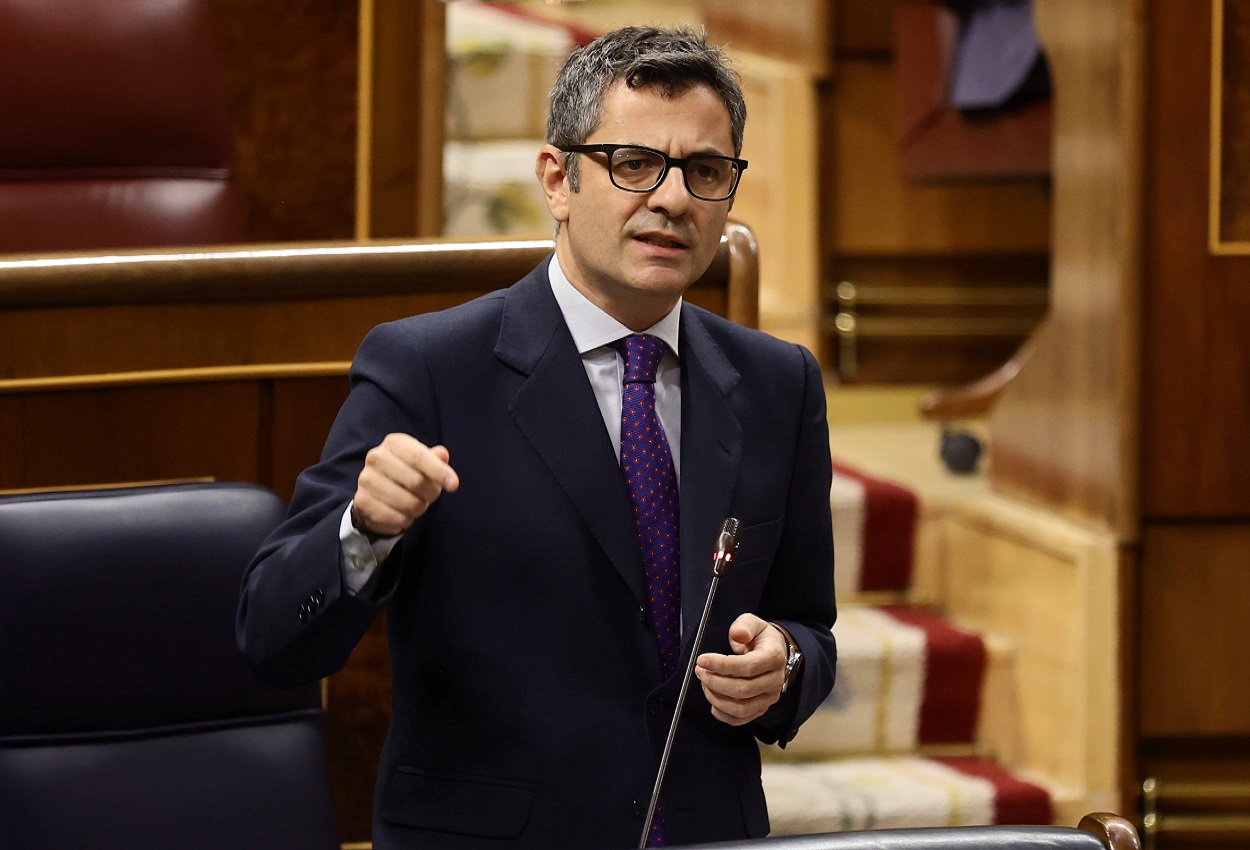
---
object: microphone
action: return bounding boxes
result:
[711,517,740,578]
[639,517,741,848]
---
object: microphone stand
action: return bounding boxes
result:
[639,518,740,849]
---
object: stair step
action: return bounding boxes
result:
[832,461,920,595]
[769,605,999,757]
[820,433,1071,829]
[762,755,1053,835]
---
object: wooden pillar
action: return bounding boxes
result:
[989,0,1144,540]
[357,0,446,239]
[997,1,1250,841]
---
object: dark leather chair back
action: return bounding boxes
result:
[0,0,245,253]
[0,483,337,850]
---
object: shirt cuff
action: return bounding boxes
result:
[338,501,401,596]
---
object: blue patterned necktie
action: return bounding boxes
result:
[617,333,680,848]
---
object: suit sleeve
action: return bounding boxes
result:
[752,344,837,746]
[235,322,437,686]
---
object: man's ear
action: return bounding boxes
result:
[535,144,571,224]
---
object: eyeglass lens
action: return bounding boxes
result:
[608,148,738,200]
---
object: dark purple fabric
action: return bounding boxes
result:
[618,333,680,847]
[948,0,1042,110]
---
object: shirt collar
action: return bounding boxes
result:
[548,253,682,356]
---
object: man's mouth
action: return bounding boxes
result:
[635,234,687,250]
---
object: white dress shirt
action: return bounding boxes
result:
[339,253,683,595]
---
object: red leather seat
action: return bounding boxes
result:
[0,0,245,253]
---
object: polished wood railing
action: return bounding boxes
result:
[918,323,1044,421]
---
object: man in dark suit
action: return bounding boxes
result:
[237,26,836,850]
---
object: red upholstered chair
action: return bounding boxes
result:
[0,0,245,254]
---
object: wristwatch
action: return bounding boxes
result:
[771,623,804,694]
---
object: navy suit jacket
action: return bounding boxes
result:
[237,258,837,849]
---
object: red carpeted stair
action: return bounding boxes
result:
[759,460,1053,834]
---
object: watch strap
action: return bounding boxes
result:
[770,622,803,693]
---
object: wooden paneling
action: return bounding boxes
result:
[1137,750,1250,850]
[702,0,833,77]
[1135,520,1250,848]
[831,254,1049,384]
[728,51,821,351]
[821,52,1050,384]
[324,616,391,843]
[1,297,441,381]
[987,0,1143,537]
[942,496,1122,814]
[267,376,353,503]
[1216,0,1250,246]
[1142,0,1250,517]
[1138,524,1250,737]
[0,374,351,498]
[208,0,358,242]
[835,0,893,55]
[359,0,446,238]
[207,0,448,241]
[826,60,1052,257]
[833,333,1038,387]
[0,382,260,490]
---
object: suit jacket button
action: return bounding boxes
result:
[298,605,309,623]
[638,606,648,625]
[649,697,665,716]
[633,799,647,819]
[314,587,325,603]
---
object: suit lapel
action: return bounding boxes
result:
[677,309,742,647]
[498,264,646,606]
[497,275,744,667]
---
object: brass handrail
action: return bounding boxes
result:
[829,279,1044,381]
[832,280,1049,307]
[1141,777,1250,849]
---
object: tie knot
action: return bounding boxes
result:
[619,334,668,384]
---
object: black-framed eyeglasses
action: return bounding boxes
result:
[558,143,748,202]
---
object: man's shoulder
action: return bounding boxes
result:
[682,302,810,362]
[363,261,550,355]
[373,289,507,346]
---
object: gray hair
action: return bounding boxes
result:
[547,26,747,192]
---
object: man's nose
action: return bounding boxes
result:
[647,165,692,214]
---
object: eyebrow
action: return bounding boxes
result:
[613,143,736,158]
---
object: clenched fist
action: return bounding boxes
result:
[351,433,460,537]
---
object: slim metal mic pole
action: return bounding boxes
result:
[639,518,740,848]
